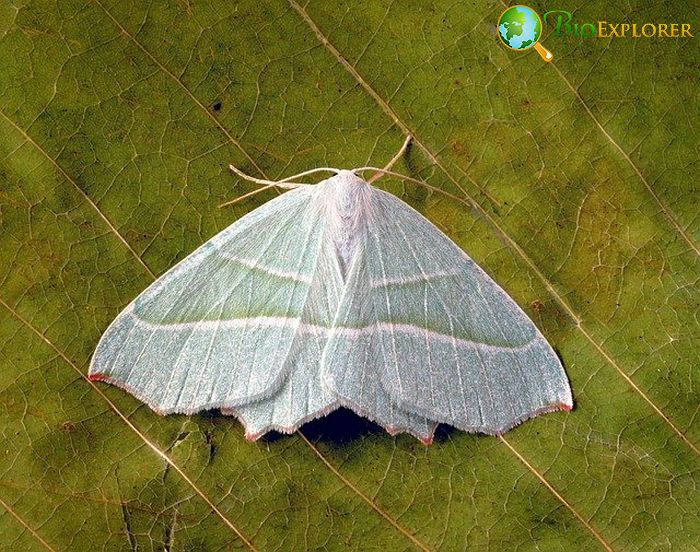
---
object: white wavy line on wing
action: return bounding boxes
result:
[127,306,538,352]
[215,254,314,284]
[370,268,462,288]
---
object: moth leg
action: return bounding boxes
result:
[219,182,290,208]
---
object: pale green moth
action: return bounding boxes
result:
[90,137,573,443]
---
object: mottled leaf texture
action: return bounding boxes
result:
[0,1,697,551]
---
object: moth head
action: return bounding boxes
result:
[338,169,369,185]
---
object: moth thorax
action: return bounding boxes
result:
[326,171,369,280]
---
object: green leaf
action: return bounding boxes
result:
[1,0,697,550]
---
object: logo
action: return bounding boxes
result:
[543,10,694,39]
[498,6,694,61]
[497,5,554,62]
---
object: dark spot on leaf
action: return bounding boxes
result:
[531,300,544,312]
[161,507,180,552]
[212,102,222,111]
[121,502,137,551]
[542,514,559,527]
[204,430,218,463]
[452,140,468,156]
[60,421,75,433]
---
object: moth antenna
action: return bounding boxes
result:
[363,135,412,183]
[222,165,342,208]
[228,164,305,188]
[353,167,472,209]
[230,164,341,186]
[276,166,343,183]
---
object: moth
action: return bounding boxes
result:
[90,138,573,443]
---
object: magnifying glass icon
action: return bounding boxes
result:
[497,5,553,62]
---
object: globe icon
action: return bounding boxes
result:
[498,5,542,50]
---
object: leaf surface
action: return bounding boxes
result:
[0,1,697,550]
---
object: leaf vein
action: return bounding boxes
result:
[0,298,258,552]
